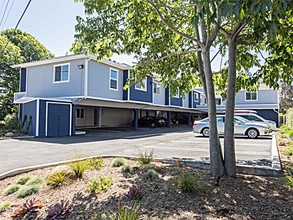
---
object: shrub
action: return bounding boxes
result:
[3,184,21,196]
[88,158,103,170]
[110,203,141,220]
[16,176,31,185]
[11,197,42,218]
[176,172,208,194]
[146,169,159,180]
[68,159,89,179]
[282,145,293,156]
[137,149,154,165]
[46,200,71,220]
[0,201,12,213]
[284,175,293,189]
[26,177,42,186]
[87,175,113,194]
[120,165,133,173]
[111,158,126,167]
[46,171,71,187]
[128,185,143,200]
[17,184,42,198]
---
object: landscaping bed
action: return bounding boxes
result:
[0,156,292,220]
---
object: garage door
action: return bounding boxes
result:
[46,103,71,137]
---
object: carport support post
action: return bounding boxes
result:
[167,111,172,128]
[134,109,138,130]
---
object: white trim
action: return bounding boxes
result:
[153,81,161,95]
[152,78,154,103]
[245,91,258,101]
[127,70,130,101]
[84,58,89,97]
[53,63,70,83]
[45,102,72,136]
[135,77,147,91]
[109,68,119,90]
[36,99,40,136]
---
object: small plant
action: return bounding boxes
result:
[46,200,72,220]
[128,185,143,200]
[46,171,71,187]
[120,164,133,173]
[0,201,12,213]
[284,174,293,188]
[110,203,141,220]
[146,169,159,180]
[26,177,42,185]
[3,184,21,196]
[176,172,208,194]
[87,175,113,194]
[111,158,126,167]
[17,184,42,198]
[68,159,89,179]
[137,149,154,165]
[11,197,42,218]
[88,158,103,170]
[282,145,293,156]
[16,176,31,185]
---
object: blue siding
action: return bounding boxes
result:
[47,103,70,137]
[123,70,128,100]
[253,109,279,127]
[188,92,192,108]
[170,97,182,106]
[20,68,26,92]
[22,101,37,136]
[38,100,47,137]
[165,88,169,105]
[130,76,152,103]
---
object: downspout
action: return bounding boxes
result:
[84,57,91,98]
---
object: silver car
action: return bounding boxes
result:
[234,113,276,131]
[193,115,271,139]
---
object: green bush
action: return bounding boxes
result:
[3,184,21,196]
[282,145,293,156]
[68,159,89,179]
[176,173,208,194]
[46,171,71,187]
[110,203,141,220]
[284,175,293,188]
[88,158,103,170]
[0,201,12,213]
[16,176,31,185]
[137,149,154,165]
[17,184,41,198]
[120,165,133,173]
[26,177,42,185]
[111,158,126,167]
[87,175,113,194]
[146,169,159,179]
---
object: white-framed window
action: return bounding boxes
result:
[109,68,118,90]
[173,90,180,98]
[153,82,161,94]
[245,91,257,101]
[194,92,199,102]
[135,77,147,91]
[76,108,84,119]
[54,63,70,83]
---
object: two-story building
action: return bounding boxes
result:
[13,54,204,137]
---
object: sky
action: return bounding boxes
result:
[0,0,135,65]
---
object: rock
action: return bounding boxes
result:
[5,132,14,137]
[49,165,76,179]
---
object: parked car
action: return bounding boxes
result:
[234,112,276,131]
[193,115,271,138]
[156,117,170,126]
[135,116,166,127]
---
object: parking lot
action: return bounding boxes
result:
[0,126,272,176]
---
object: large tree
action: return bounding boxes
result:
[0,29,54,120]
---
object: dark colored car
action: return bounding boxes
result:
[136,116,166,127]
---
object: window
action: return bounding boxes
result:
[216,117,224,123]
[194,92,199,102]
[76,108,84,119]
[110,69,118,90]
[54,64,69,82]
[245,91,257,101]
[153,82,161,94]
[135,77,147,91]
[173,90,180,98]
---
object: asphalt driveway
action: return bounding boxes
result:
[0,126,272,176]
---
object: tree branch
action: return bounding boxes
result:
[207,1,222,48]
[147,0,203,47]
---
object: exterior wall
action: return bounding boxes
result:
[88,60,124,100]
[253,109,279,126]
[76,107,94,127]
[153,83,165,105]
[20,68,26,92]
[235,90,278,105]
[129,76,152,103]
[182,94,189,108]
[26,59,86,97]
[101,108,133,126]
[21,101,37,136]
[123,70,129,100]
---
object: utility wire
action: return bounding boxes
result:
[1,0,16,31]
[0,0,7,21]
[0,0,32,55]
[0,0,10,28]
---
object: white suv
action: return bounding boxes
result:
[235,113,276,131]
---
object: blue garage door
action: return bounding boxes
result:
[47,103,71,137]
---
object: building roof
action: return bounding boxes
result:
[12,54,131,70]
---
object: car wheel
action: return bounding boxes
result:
[247,128,258,139]
[150,122,156,128]
[202,127,209,137]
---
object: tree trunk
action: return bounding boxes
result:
[202,49,225,177]
[197,50,208,99]
[224,37,237,177]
